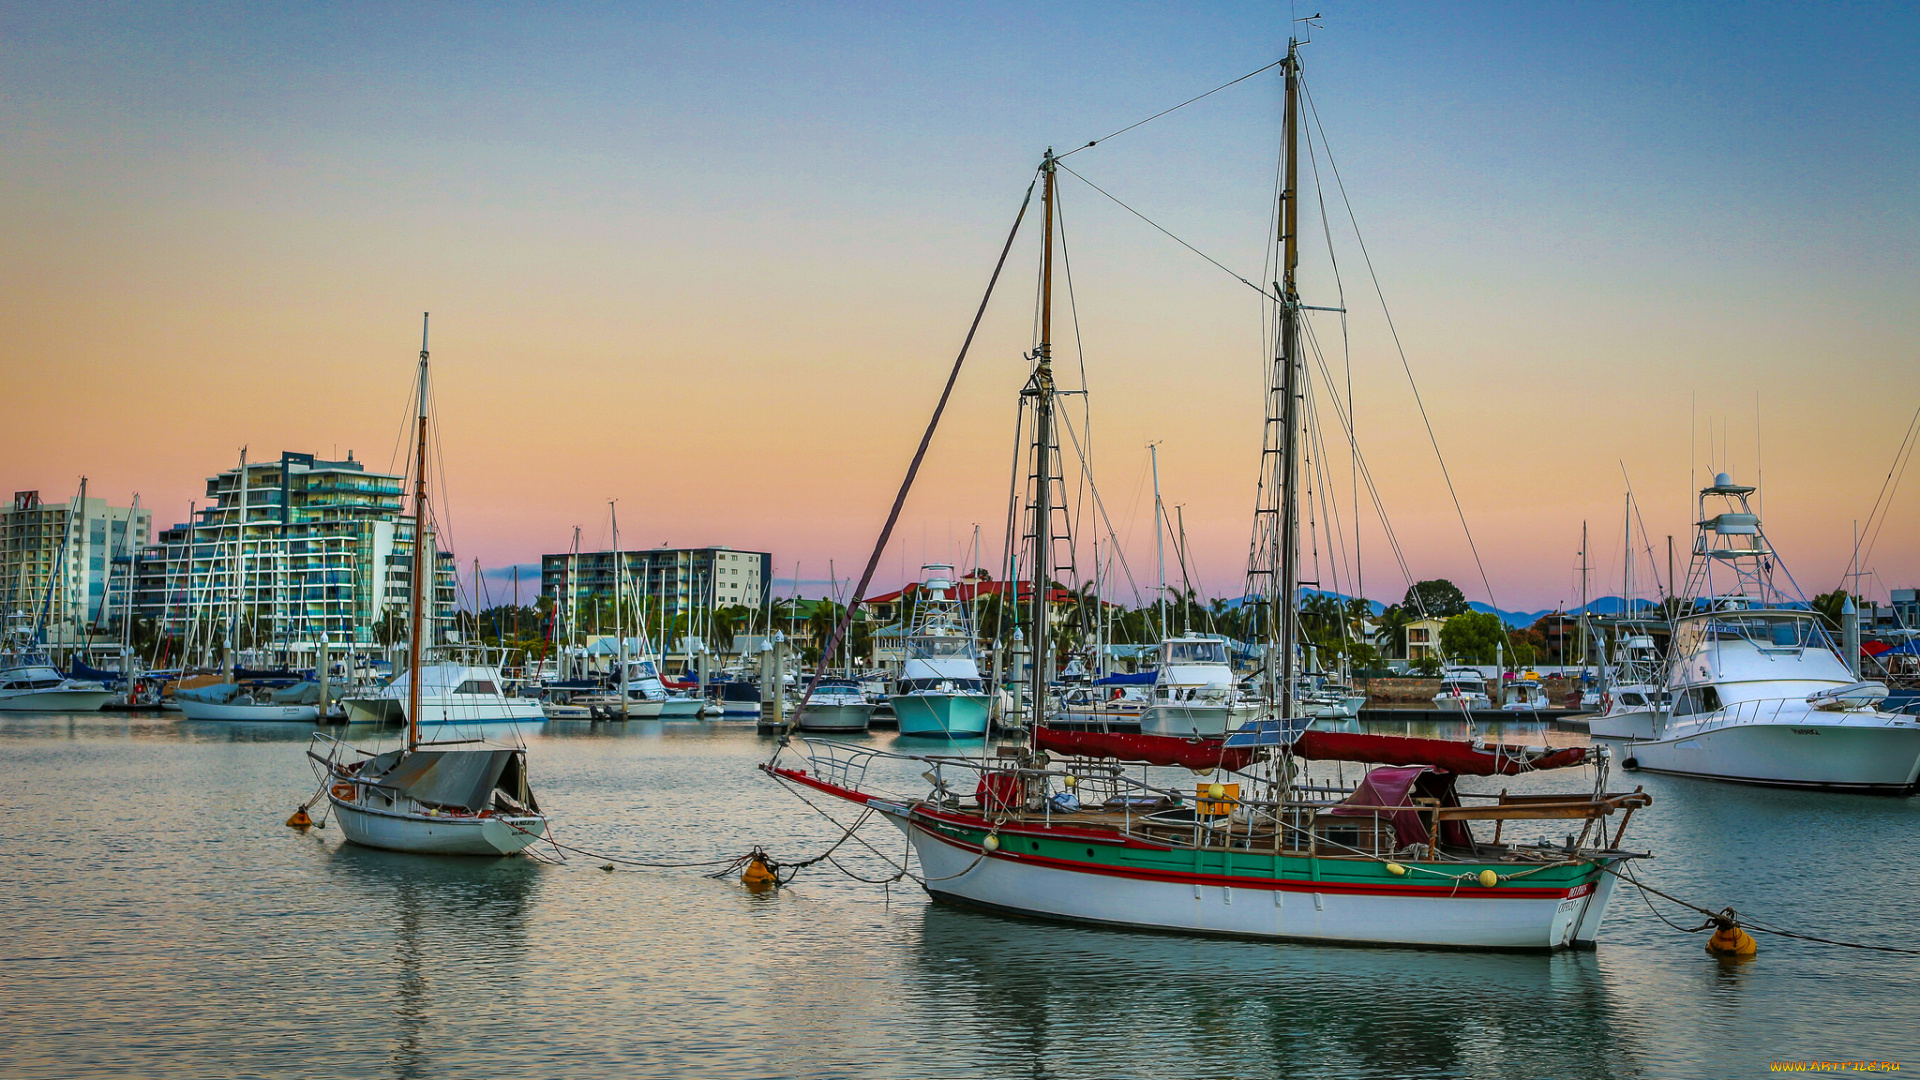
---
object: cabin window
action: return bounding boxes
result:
[453,680,499,696]
[1620,692,1646,706]
[1701,686,1721,711]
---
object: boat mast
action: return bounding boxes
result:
[1151,442,1166,642]
[407,314,429,752]
[227,450,246,685]
[1276,39,1302,722]
[1025,149,1058,732]
[611,500,628,719]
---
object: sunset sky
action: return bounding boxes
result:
[5,3,1916,612]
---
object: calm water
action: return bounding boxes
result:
[2,712,1916,1079]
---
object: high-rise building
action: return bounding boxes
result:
[1,489,152,644]
[541,546,771,637]
[135,451,456,653]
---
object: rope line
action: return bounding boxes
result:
[1608,860,1920,956]
[1057,58,1286,160]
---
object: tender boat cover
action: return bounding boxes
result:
[1328,765,1470,848]
[362,748,525,811]
[174,682,244,704]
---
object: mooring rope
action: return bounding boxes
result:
[1605,860,1920,956]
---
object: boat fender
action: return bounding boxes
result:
[331,783,355,801]
[1706,923,1758,957]
[285,808,313,830]
[983,834,1000,851]
[741,852,779,891]
[1478,869,1501,888]
[1384,862,1407,876]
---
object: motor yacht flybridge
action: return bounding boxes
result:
[1590,474,1920,792]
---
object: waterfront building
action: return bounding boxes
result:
[135,451,456,653]
[1402,616,1448,663]
[1,489,152,644]
[541,546,771,638]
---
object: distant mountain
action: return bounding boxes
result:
[1226,590,1665,628]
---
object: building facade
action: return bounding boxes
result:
[541,546,771,636]
[2,489,152,644]
[135,451,456,653]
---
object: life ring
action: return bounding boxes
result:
[331,782,356,801]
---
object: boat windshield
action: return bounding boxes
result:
[1683,612,1822,651]
[909,635,974,660]
[1163,640,1228,665]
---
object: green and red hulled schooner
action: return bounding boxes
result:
[767,36,1654,951]
[771,725,1649,951]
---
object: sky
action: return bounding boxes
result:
[4,2,1916,611]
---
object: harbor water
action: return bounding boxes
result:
[2,712,1915,1079]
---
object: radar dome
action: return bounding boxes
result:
[1714,472,1734,488]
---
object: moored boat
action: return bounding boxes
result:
[887,565,990,738]
[796,676,874,732]
[1591,474,1920,792]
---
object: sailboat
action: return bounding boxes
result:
[771,42,1653,949]
[313,316,549,855]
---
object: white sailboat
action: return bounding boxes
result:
[316,316,549,854]
[0,620,113,712]
[1591,474,1920,792]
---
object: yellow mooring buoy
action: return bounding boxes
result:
[741,854,779,892]
[1706,922,1759,957]
[285,808,313,830]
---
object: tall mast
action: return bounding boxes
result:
[611,500,627,719]
[1151,442,1167,642]
[1025,149,1058,732]
[407,314,429,752]
[1276,39,1302,721]
[227,451,246,684]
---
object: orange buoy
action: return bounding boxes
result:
[285,808,313,830]
[741,854,779,891]
[1706,923,1758,957]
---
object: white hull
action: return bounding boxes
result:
[658,698,706,719]
[1609,716,1920,792]
[1587,707,1661,741]
[329,794,546,855]
[0,688,114,712]
[177,699,319,722]
[888,809,1621,950]
[796,702,873,732]
[1139,703,1233,738]
[337,696,545,726]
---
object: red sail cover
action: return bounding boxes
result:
[1032,728,1257,771]
[1034,726,1586,776]
[1294,729,1588,776]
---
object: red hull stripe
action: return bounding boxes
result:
[770,766,1592,901]
[910,818,1585,900]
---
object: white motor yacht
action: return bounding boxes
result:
[1138,636,1240,737]
[1498,672,1551,711]
[0,638,113,712]
[1433,667,1491,712]
[340,661,546,729]
[1591,475,1920,792]
[796,676,874,732]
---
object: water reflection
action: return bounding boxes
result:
[325,846,543,1080]
[911,904,1639,1079]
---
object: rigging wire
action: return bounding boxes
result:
[1300,74,1499,615]
[1854,400,1920,578]
[1057,57,1287,161]
[1055,162,1278,304]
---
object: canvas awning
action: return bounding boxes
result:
[365,749,518,811]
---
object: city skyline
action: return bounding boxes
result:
[5,3,1915,610]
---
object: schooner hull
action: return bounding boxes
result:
[329,795,547,855]
[884,805,1622,951]
[890,693,990,738]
